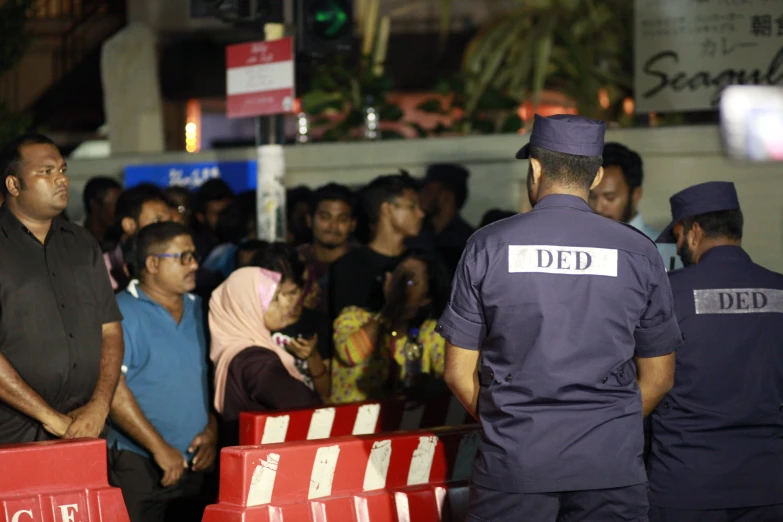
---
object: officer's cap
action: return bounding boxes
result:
[516,114,607,159]
[657,181,741,243]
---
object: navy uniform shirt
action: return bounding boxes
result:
[437,194,683,493]
[648,245,783,509]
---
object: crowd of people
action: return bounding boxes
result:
[0,116,781,522]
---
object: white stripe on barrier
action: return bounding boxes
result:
[307,408,336,440]
[352,403,381,435]
[399,404,425,430]
[407,436,437,485]
[434,485,448,518]
[363,439,392,491]
[445,397,467,426]
[394,491,411,522]
[247,453,280,506]
[308,445,340,499]
[261,415,290,444]
[354,496,371,522]
[452,431,481,481]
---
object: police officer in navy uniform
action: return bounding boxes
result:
[647,182,783,522]
[438,114,684,522]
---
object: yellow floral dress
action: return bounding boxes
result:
[330,306,446,404]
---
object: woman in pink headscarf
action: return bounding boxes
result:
[209,265,322,440]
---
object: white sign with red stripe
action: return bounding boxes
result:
[225,38,295,119]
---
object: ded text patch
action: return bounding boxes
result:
[694,288,783,314]
[508,245,618,277]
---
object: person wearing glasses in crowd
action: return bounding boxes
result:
[107,222,216,522]
[330,173,425,317]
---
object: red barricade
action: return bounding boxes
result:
[239,395,475,446]
[0,439,129,522]
[203,426,479,522]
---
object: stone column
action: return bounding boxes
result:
[100,23,165,154]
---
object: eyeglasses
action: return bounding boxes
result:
[154,250,200,265]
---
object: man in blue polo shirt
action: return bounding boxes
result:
[648,182,783,522]
[107,222,217,522]
[439,114,683,521]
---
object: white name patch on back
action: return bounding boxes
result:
[508,245,618,277]
[694,288,783,314]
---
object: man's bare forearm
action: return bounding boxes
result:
[0,353,64,426]
[110,376,168,455]
[91,323,124,410]
[638,379,671,417]
[635,354,675,417]
[446,373,480,420]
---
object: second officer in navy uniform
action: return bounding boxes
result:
[648,181,783,522]
[438,113,684,522]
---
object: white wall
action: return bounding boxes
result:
[65,125,783,272]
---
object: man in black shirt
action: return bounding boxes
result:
[0,134,124,443]
[331,173,424,316]
[416,163,475,275]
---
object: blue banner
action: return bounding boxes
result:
[123,160,257,193]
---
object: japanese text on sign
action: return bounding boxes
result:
[635,0,783,112]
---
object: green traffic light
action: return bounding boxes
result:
[313,0,348,38]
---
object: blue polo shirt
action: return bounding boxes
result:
[648,246,783,509]
[107,281,210,460]
[437,194,684,494]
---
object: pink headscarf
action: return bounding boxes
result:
[209,266,303,413]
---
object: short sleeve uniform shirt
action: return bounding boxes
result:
[648,246,783,509]
[437,194,684,493]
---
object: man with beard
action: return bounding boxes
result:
[439,114,682,522]
[298,183,356,315]
[590,143,681,270]
[648,182,783,522]
[108,222,216,522]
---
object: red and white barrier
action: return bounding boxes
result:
[0,439,129,522]
[239,395,475,446]
[203,426,480,522]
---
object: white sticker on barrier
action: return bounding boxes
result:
[261,415,290,444]
[452,431,481,481]
[352,403,381,435]
[308,445,341,499]
[307,408,336,440]
[363,439,392,491]
[399,404,425,430]
[407,436,437,485]
[434,486,448,518]
[247,453,280,506]
[395,491,412,522]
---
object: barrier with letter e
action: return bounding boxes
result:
[0,439,128,522]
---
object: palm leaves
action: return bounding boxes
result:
[447,0,633,123]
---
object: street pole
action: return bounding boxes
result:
[255,0,295,242]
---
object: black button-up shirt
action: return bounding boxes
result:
[0,205,122,443]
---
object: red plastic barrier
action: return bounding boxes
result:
[203,426,479,522]
[239,395,475,446]
[0,439,129,522]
